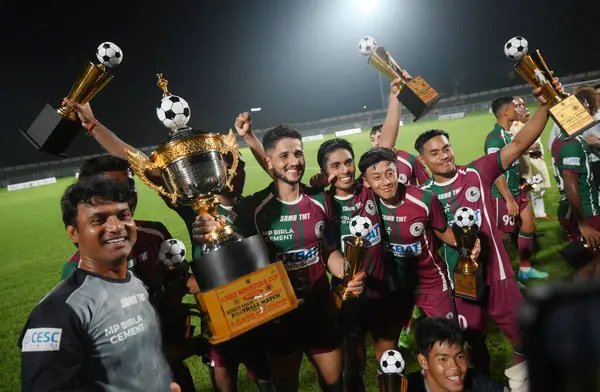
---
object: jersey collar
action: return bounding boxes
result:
[433,171,459,187]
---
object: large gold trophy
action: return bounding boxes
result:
[505,36,600,137]
[334,216,372,309]
[358,36,441,121]
[452,207,484,301]
[20,42,123,156]
[125,75,299,344]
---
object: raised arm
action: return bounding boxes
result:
[234,112,271,177]
[379,77,404,149]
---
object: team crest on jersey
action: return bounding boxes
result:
[465,187,481,202]
[409,222,425,237]
[398,174,408,184]
[365,200,376,215]
[315,221,325,238]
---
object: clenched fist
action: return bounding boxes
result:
[234,112,252,137]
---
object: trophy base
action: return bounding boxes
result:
[397,76,441,122]
[453,262,485,301]
[549,95,600,138]
[20,103,82,156]
[191,235,300,344]
[378,373,409,392]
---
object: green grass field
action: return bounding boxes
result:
[0,109,572,391]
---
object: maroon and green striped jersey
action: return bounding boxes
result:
[484,124,520,197]
[395,149,431,186]
[377,186,450,295]
[329,183,390,298]
[551,133,600,219]
[421,152,514,284]
[230,183,333,298]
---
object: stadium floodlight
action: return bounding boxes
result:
[250,107,262,112]
[355,0,378,13]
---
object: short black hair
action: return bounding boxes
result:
[317,138,354,169]
[370,124,383,137]
[78,156,132,181]
[491,96,515,117]
[414,129,450,153]
[358,147,397,174]
[594,84,600,90]
[415,317,465,358]
[262,125,302,152]
[61,178,138,228]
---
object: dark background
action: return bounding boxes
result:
[2,0,598,166]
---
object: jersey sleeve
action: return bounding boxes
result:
[60,262,77,280]
[412,158,431,185]
[152,221,172,240]
[20,299,87,392]
[558,141,586,174]
[429,193,448,232]
[484,135,505,155]
[230,196,258,237]
[469,370,509,392]
[471,152,504,187]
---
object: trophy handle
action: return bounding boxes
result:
[124,148,178,206]
[221,129,240,192]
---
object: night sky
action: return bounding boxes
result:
[2,0,598,166]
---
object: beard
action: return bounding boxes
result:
[272,166,304,185]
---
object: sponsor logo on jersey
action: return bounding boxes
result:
[486,147,500,154]
[382,214,407,223]
[280,213,311,222]
[262,228,295,242]
[22,328,62,352]
[398,174,408,184]
[341,223,381,252]
[134,251,148,264]
[365,200,376,215]
[563,157,581,166]
[315,221,325,238]
[437,187,463,200]
[409,222,425,237]
[277,246,320,271]
[450,209,482,227]
[342,202,362,212]
[225,210,238,224]
[126,256,135,270]
[466,187,481,202]
[387,241,422,257]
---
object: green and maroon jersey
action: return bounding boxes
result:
[377,186,450,295]
[484,124,520,197]
[551,133,600,219]
[229,183,333,298]
[421,152,514,284]
[395,149,430,186]
[329,183,389,298]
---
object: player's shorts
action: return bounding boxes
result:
[559,215,600,243]
[415,289,455,319]
[486,278,523,346]
[267,275,341,356]
[340,291,410,342]
[205,326,270,381]
[492,191,530,233]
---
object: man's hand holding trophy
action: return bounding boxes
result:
[358,36,441,121]
[20,42,123,156]
[452,207,485,301]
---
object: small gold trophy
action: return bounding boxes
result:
[334,216,372,309]
[378,350,409,392]
[505,36,600,138]
[358,36,441,121]
[452,207,484,301]
[20,42,123,156]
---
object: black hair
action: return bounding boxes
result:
[317,138,354,169]
[594,84,600,90]
[414,129,450,153]
[262,125,302,152]
[78,156,133,181]
[61,178,138,228]
[491,96,515,117]
[370,124,383,136]
[357,147,397,174]
[415,317,465,358]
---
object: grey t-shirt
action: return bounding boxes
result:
[19,268,172,392]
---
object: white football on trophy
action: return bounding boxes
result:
[504,36,528,61]
[158,239,186,266]
[157,95,191,130]
[358,36,377,56]
[454,206,476,228]
[380,350,405,374]
[96,42,123,67]
[349,215,373,238]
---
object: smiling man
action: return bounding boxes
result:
[19,179,177,392]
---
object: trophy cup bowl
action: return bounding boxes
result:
[20,42,122,156]
[505,36,600,138]
[359,36,441,122]
[452,207,484,301]
[125,74,300,344]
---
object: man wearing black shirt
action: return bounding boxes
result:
[407,318,509,392]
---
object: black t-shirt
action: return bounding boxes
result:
[406,369,507,392]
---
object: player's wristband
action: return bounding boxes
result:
[85,119,99,136]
